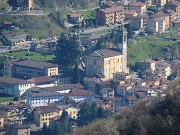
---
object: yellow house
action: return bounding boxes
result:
[86,28,129,81]
[34,105,79,127]
[34,105,63,127]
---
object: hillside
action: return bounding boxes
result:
[71,79,180,135]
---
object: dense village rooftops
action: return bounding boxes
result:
[0,77,31,85]
[28,76,57,83]
[7,124,30,129]
[99,6,124,14]
[67,13,82,17]
[31,92,64,97]
[35,105,60,114]
[150,12,170,18]
[89,49,122,58]
[129,2,146,7]
[66,90,94,97]
[14,59,57,69]
[127,95,138,101]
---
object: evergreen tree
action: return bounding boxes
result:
[91,102,98,120]
[60,110,69,124]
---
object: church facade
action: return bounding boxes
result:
[86,27,129,81]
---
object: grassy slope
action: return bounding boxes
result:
[0,94,13,103]
[5,51,55,62]
[76,9,96,19]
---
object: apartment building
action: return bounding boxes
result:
[147,18,166,33]
[0,77,34,96]
[26,92,64,108]
[149,12,170,29]
[132,14,149,31]
[124,10,137,21]
[164,1,180,21]
[96,5,124,26]
[34,105,62,127]
[4,59,58,79]
[129,2,147,14]
[6,124,30,135]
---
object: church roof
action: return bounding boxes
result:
[89,49,122,58]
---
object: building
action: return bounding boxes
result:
[26,92,64,108]
[113,72,131,81]
[164,1,180,21]
[129,2,147,14]
[86,27,129,81]
[6,124,30,135]
[0,104,31,125]
[147,18,166,33]
[27,76,58,88]
[101,88,114,98]
[16,0,34,9]
[96,5,124,26]
[0,117,4,128]
[67,13,83,25]
[124,10,137,21]
[132,14,149,31]
[149,12,170,29]
[66,90,99,102]
[34,105,62,127]
[136,59,156,72]
[0,77,33,96]
[4,59,58,79]
[152,0,167,7]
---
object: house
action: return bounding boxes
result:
[6,124,30,135]
[152,0,167,7]
[66,90,100,102]
[82,77,101,92]
[0,77,34,96]
[113,72,131,81]
[117,84,132,95]
[111,97,128,110]
[127,95,138,105]
[101,88,114,98]
[27,76,58,88]
[26,92,64,108]
[149,12,170,29]
[4,59,58,79]
[96,5,124,26]
[132,14,148,31]
[129,2,146,14]
[86,28,129,81]
[0,117,4,128]
[136,59,156,72]
[67,13,83,24]
[34,105,63,127]
[0,104,31,125]
[164,1,180,21]
[124,10,137,21]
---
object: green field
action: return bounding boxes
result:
[76,9,96,19]
[128,40,176,64]
[0,94,13,103]
[6,51,55,62]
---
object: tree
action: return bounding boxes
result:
[60,110,69,124]
[42,123,50,135]
[14,95,20,101]
[125,23,133,39]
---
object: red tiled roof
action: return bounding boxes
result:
[35,105,60,114]
[99,6,124,14]
[66,90,94,97]
[129,2,146,7]
[28,76,57,83]
[127,95,138,101]
[68,13,82,18]
[124,10,137,15]
[31,92,64,97]
[0,77,31,85]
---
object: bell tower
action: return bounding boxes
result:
[117,26,129,73]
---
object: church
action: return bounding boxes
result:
[85,27,129,81]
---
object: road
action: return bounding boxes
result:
[0,10,47,16]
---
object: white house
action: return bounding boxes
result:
[0,77,34,96]
[26,92,64,108]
